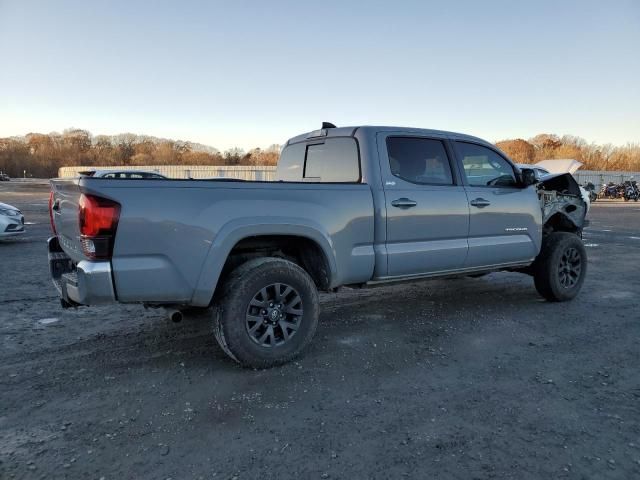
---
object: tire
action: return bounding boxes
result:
[533,232,587,302]
[213,257,319,368]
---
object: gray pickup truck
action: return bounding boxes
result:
[49,124,587,367]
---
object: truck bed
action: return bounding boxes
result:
[50,178,376,306]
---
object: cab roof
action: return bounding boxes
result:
[285,125,491,147]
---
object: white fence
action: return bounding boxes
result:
[58,165,277,181]
[574,170,640,186]
[57,165,639,186]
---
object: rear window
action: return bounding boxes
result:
[276,137,360,182]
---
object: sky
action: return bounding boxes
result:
[0,0,639,150]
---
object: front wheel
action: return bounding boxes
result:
[533,232,587,302]
[213,257,319,368]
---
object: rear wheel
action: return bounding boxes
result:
[213,257,319,368]
[533,232,587,302]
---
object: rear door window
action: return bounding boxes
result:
[386,137,454,185]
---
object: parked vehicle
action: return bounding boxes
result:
[48,124,588,367]
[0,172,10,181]
[600,182,620,199]
[0,202,25,237]
[599,180,638,200]
[78,169,167,179]
[582,182,597,203]
[622,179,639,201]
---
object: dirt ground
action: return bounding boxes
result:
[1,180,639,480]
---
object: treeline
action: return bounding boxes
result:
[0,129,280,178]
[2,129,639,178]
[496,134,640,171]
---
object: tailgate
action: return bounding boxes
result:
[50,178,86,262]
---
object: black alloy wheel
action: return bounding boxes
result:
[245,283,303,347]
[557,247,582,289]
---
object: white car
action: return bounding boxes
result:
[0,202,25,237]
[79,169,167,179]
[517,162,591,213]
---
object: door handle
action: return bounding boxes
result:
[470,198,491,208]
[391,198,417,209]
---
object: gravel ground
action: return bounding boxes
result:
[1,181,639,480]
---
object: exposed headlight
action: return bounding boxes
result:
[0,208,20,216]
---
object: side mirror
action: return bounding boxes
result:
[520,168,537,187]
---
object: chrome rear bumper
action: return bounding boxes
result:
[48,237,116,306]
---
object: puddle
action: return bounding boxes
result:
[24,222,37,225]
[584,243,599,247]
[338,335,363,346]
[37,318,59,325]
[601,291,634,300]
[629,236,640,240]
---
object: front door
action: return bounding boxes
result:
[452,141,541,268]
[378,134,470,277]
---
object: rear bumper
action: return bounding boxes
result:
[48,236,116,305]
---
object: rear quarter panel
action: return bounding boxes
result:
[81,179,375,305]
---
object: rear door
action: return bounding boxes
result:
[377,133,470,277]
[452,141,541,268]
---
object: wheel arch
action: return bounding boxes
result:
[191,220,337,306]
[543,212,582,236]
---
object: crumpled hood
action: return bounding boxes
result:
[535,159,583,175]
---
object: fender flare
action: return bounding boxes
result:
[190,217,338,306]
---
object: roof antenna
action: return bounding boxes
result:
[322,122,337,129]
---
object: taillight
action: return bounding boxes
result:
[48,190,57,235]
[78,194,120,259]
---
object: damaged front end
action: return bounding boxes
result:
[537,173,587,232]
